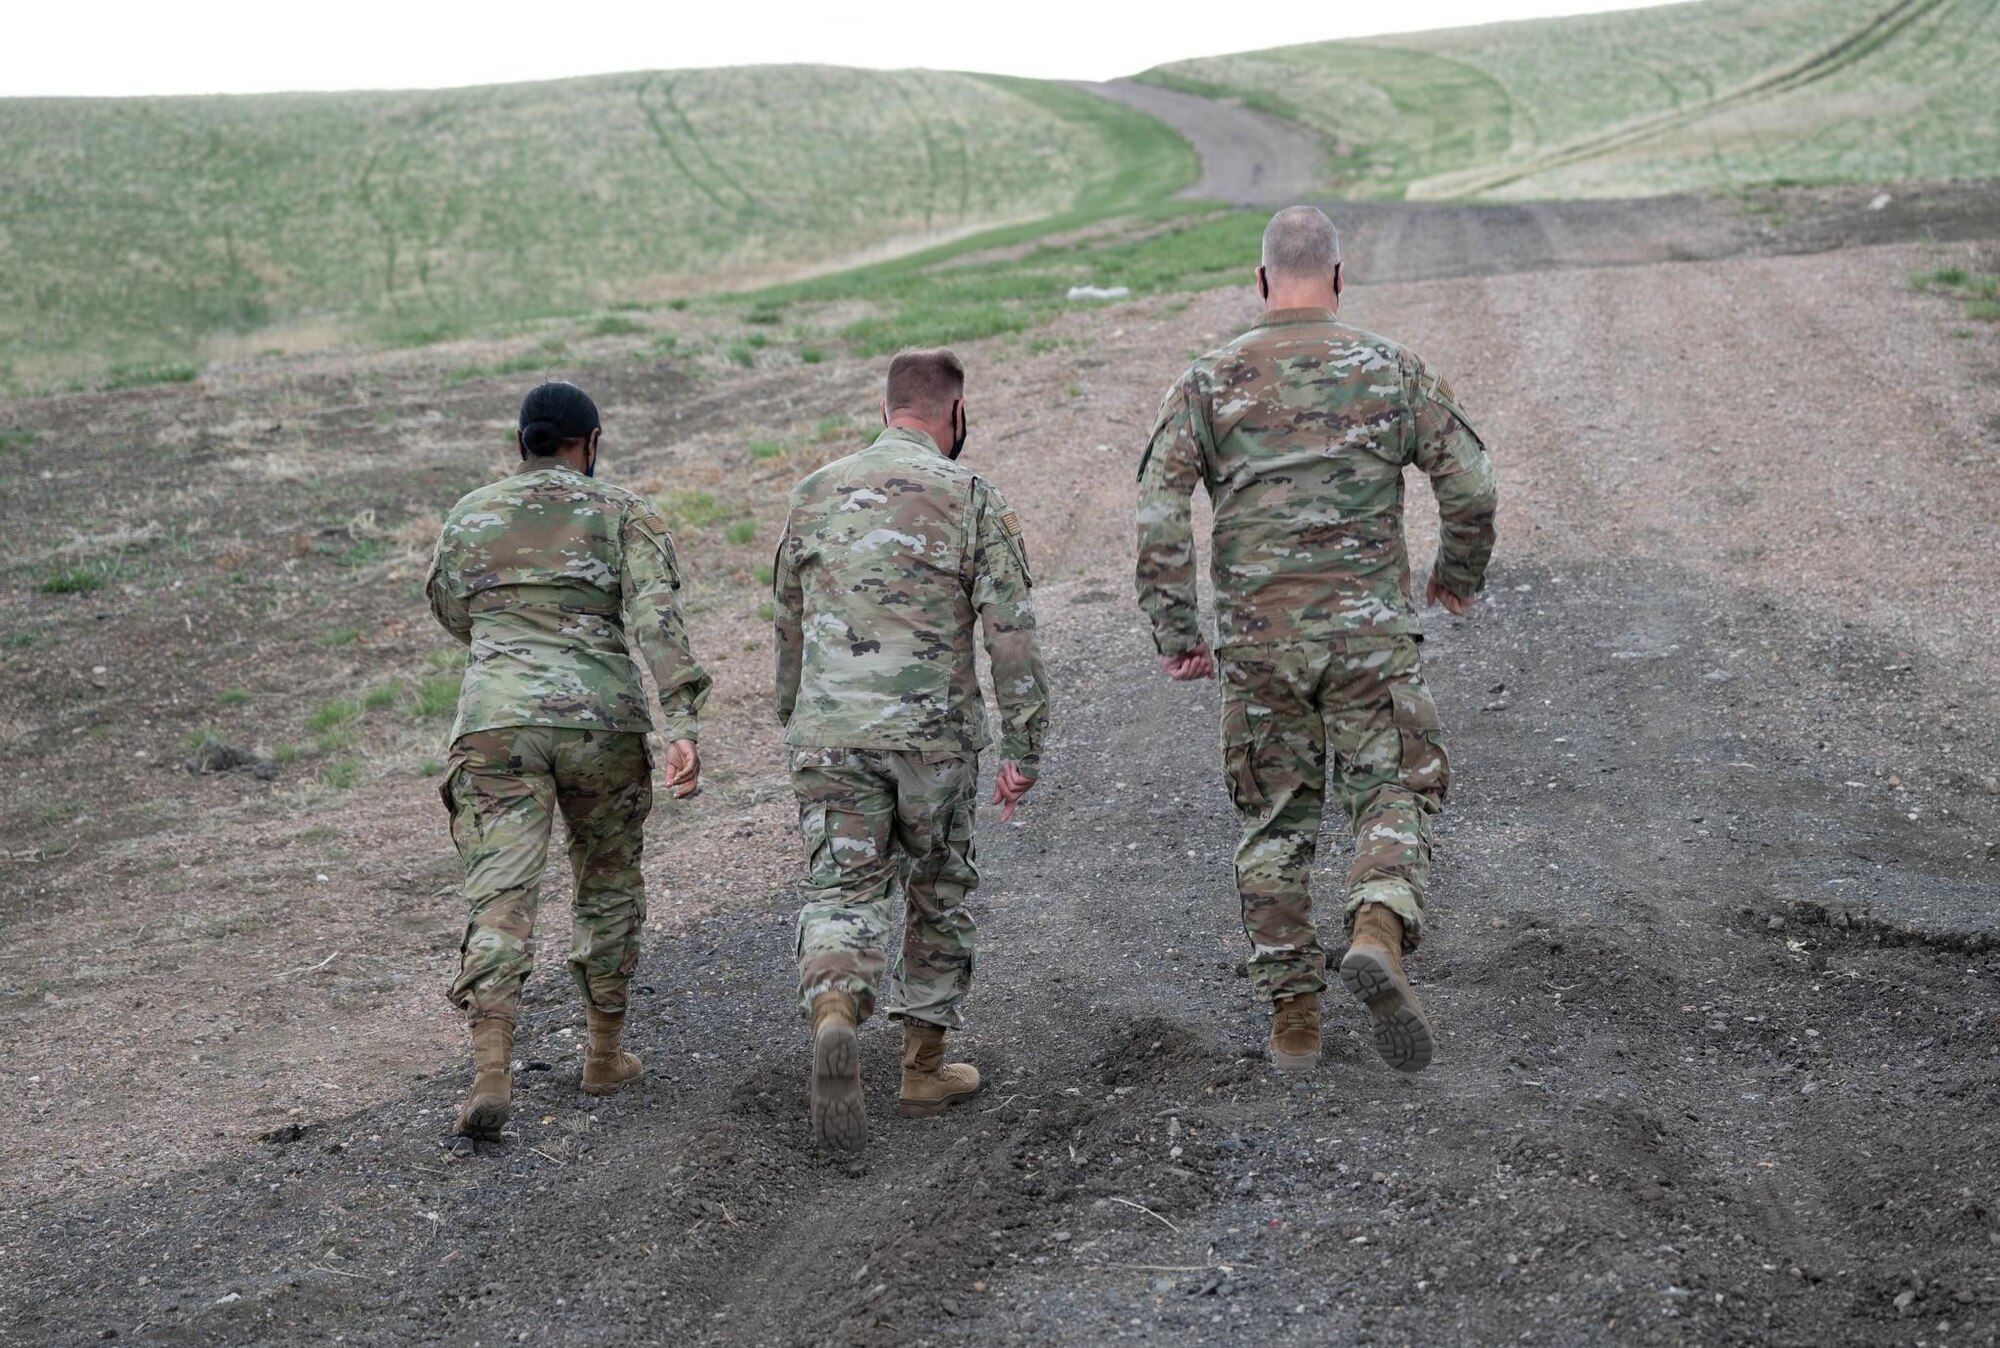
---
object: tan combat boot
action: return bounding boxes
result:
[809,990,867,1152]
[1267,992,1322,1073]
[898,1021,981,1118]
[581,1007,644,1096]
[1339,904,1435,1072]
[455,1017,514,1140]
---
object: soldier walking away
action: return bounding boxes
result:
[774,349,1050,1152]
[427,380,711,1140]
[1136,206,1498,1075]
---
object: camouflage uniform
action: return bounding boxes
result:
[427,464,711,1023]
[775,426,1049,1029]
[1136,308,1497,1005]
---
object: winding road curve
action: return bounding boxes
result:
[1075,78,1326,205]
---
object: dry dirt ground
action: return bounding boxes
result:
[3,189,1999,1346]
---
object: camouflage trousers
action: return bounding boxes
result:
[791,747,981,1030]
[1219,636,1451,1005]
[441,727,653,1024]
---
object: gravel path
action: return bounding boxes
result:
[5,197,1999,1346]
[1075,80,1326,205]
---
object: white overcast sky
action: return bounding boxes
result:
[5,0,1684,98]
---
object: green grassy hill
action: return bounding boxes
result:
[0,69,1188,392]
[1143,0,2000,199]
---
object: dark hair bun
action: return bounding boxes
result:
[517,380,601,455]
[520,419,563,455]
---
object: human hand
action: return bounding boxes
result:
[991,761,1036,823]
[1426,580,1473,617]
[664,738,701,799]
[1159,645,1216,681]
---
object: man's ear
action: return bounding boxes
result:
[517,430,529,460]
[1256,265,1269,300]
[881,398,890,427]
[954,398,965,437]
[1333,261,1344,297]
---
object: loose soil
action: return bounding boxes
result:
[2,188,1998,1346]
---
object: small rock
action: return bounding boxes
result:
[97,1332,117,1342]
[1894,1289,1916,1315]
[182,734,277,780]
[1868,192,1893,211]
[1372,1171,1390,1185]
[1767,916,1785,931]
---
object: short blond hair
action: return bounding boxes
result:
[885,348,965,416]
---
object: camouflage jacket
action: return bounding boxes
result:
[426,464,712,743]
[774,427,1050,773]
[1137,307,1498,653]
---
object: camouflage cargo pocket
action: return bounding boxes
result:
[1389,680,1451,804]
[1219,699,1266,813]
[799,803,836,884]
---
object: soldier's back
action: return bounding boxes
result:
[782,429,986,752]
[433,467,657,737]
[1188,312,1433,642]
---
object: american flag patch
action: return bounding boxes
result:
[1000,509,1023,538]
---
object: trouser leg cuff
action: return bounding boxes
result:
[1344,882,1423,951]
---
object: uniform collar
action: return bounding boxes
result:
[516,460,586,479]
[1254,307,1340,329]
[874,425,943,456]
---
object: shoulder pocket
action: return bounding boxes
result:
[629,511,683,587]
[997,506,1033,587]
[1419,370,1486,453]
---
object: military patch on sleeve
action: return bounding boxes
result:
[1000,508,1023,540]
[629,509,679,577]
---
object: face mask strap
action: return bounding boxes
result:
[948,400,967,460]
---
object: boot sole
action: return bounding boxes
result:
[454,1096,509,1140]
[1339,948,1435,1073]
[897,1085,980,1119]
[579,1074,640,1097]
[811,1022,867,1152]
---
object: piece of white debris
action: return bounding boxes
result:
[1868,193,1893,211]
[1066,285,1130,301]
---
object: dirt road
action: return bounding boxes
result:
[1077,80,1326,205]
[4,191,1999,1346]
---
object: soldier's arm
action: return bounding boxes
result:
[772,513,805,727]
[1135,372,1209,656]
[424,527,472,645]
[1411,364,1499,601]
[621,508,713,742]
[970,481,1051,780]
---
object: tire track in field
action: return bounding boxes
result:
[1415,0,1952,198]
[634,74,759,216]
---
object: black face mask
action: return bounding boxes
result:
[948,403,967,461]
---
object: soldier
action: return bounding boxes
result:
[427,380,711,1140]
[1136,206,1497,1075]
[774,348,1050,1153]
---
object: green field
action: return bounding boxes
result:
[1144,0,2000,199]
[0,68,1189,392]
[7,1,1997,393]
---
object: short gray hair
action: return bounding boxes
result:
[1261,205,1341,279]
